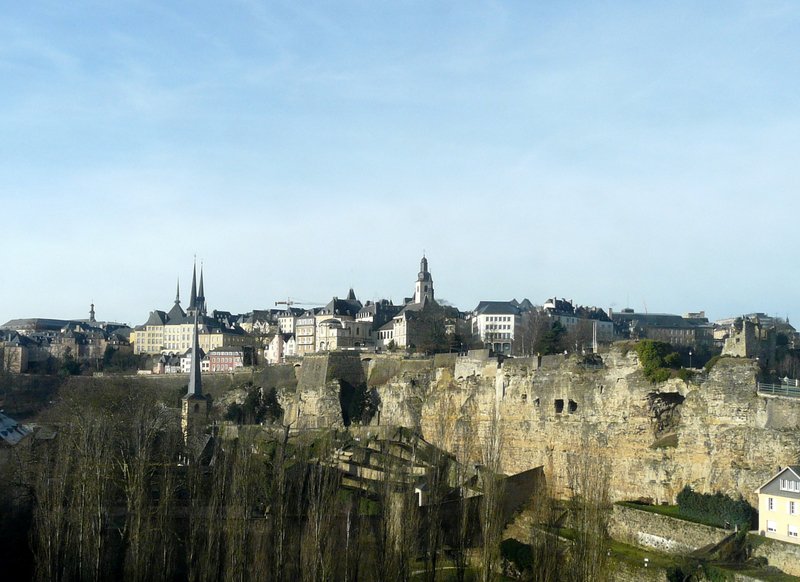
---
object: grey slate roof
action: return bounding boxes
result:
[0,412,32,446]
[145,311,168,326]
[473,301,522,316]
[320,296,363,318]
[1,318,72,331]
[167,302,186,322]
[612,312,703,329]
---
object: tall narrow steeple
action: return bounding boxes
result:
[89,303,96,323]
[175,278,181,305]
[181,307,208,446]
[189,260,198,312]
[197,263,206,316]
[187,309,202,397]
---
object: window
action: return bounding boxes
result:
[781,479,800,493]
[767,520,777,533]
[791,501,797,515]
[790,525,799,538]
[768,497,774,511]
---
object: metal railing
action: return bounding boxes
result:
[757,383,800,398]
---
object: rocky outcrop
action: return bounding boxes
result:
[282,348,800,505]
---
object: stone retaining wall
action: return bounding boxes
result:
[750,534,800,576]
[608,504,728,555]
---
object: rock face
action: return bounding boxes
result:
[283,348,800,505]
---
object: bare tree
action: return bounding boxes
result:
[451,405,477,582]
[224,433,263,582]
[528,457,565,582]
[119,400,173,581]
[564,320,595,355]
[479,399,505,582]
[32,428,74,581]
[567,434,611,582]
[270,424,292,582]
[515,310,550,357]
[300,433,341,582]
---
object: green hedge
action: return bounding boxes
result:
[676,486,756,529]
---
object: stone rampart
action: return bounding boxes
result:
[280,346,800,506]
[325,352,366,388]
[750,534,800,576]
[608,504,728,555]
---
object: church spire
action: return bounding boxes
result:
[187,309,202,397]
[197,263,205,315]
[189,260,197,312]
[175,278,181,305]
[181,306,209,447]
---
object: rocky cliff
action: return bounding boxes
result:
[281,347,800,505]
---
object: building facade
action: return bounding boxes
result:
[758,466,800,545]
[470,301,523,355]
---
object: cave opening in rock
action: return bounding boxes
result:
[554,399,564,414]
[568,400,578,413]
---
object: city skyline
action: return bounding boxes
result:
[2,2,799,325]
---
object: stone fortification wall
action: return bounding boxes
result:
[287,353,362,429]
[256,363,298,391]
[607,505,728,555]
[296,352,365,391]
[281,346,800,506]
[453,351,494,381]
[296,354,330,393]
[326,352,366,387]
[366,355,433,387]
[751,535,800,576]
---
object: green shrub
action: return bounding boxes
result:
[676,368,695,383]
[676,485,756,529]
[635,340,681,383]
[664,352,682,369]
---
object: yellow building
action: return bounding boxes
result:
[132,264,249,356]
[757,465,800,544]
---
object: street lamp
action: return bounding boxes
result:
[688,349,693,369]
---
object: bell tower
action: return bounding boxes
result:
[413,254,434,304]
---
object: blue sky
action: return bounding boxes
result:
[2,1,799,326]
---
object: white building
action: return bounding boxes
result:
[470,301,522,355]
[265,333,298,364]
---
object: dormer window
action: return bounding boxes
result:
[780,478,800,492]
